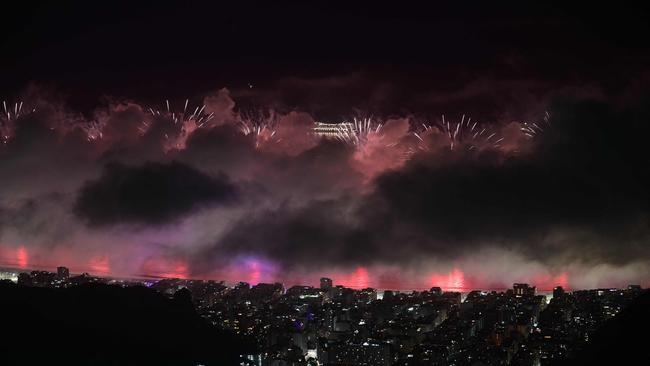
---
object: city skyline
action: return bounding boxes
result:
[2,264,645,365]
[0,258,612,294]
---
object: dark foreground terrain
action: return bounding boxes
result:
[1,278,649,365]
[0,281,255,365]
[561,290,650,365]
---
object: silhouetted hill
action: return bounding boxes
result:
[562,290,650,365]
[0,282,255,365]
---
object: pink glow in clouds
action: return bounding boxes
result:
[350,118,412,180]
[428,268,466,291]
[16,246,28,269]
[0,245,638,290]
[0,246,30,269]
[140,256,189,279]
[532,272,570,291]
[88,255,111,276]
[331,267,371,289]
[214,257,279,285]
[247,260,261,284]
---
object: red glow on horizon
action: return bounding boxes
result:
[533,272,570,291]
[553,272,570,290]
[429,268,466,291]
[248,260,261,285]
[88,255,110,275]
[141,257,189,279]
[0,246,30,269]
[334,267,370,289]
[16,247,29,268]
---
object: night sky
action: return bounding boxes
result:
[1,1,650,290]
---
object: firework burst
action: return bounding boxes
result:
[333,117,383,147]
[142,99,214,150]
[520,111,551,139]
[413,114,502,151]
[1,101,35,144]
[161,99,214,127]
[238,109,280,148]
[79,120,105,142]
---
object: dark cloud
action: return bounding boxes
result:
[204,200,360,269]
[0,193,75,243]
[74,161,238,226]
[205,96,650,269]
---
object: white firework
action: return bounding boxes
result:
[79,120,105,141]
[140,99,214,150]
[238,109,280,148]
[414,114,502,151]
[520,111,551,139]
[153,99,213,127]
[1,100,35,144]
[333,117,383,147]
[142,99,214,135]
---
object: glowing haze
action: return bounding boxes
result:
[1,83,650,292]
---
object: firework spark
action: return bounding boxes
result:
[1,100,35,144]
[79,120,105,141]
[331,117,383,147]
[414,114,502,151]
[143,99,214,150]
[520,111,551,139]
[238,110,280,148]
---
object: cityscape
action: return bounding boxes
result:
[1,266,646,365]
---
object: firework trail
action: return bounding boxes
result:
[413,114,503,151]
[79,120,105,141]
[142,99,214,150]
[520,111,551,139]
[1,100,35,144]
[332,117,383,147]
[142,99,213,132]
[238,109,281,148]
[1,92,545,164]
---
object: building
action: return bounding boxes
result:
[57,266,70,280]
[248,282,284,305]
[31,271,56,287]
[553,286,565,299]
[358,287,378,303]
[514,283,536,297]
[326,341,391,366]
[320,277,333,290]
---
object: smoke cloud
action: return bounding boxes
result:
[1,83,650,290]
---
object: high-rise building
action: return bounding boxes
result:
[513,283,536,297]
[57,266,70,280]
[358,287,377,302]
[320,277,333,290]
[248,283,284,305]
